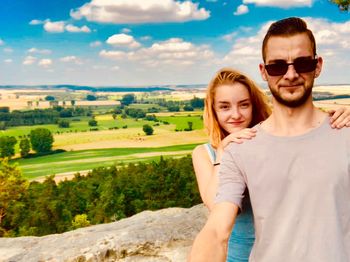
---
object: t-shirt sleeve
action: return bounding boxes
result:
[214,145,246,210]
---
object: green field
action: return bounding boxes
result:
[0,112,204,138]
[12,143,199,179]
[157,115,203,130]
[2,107,205,179]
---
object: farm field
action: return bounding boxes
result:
[14,143,200,179]
[3,108,207,179]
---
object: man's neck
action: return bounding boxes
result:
[261,100,328,137]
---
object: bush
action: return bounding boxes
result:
[45,96,55,101]
[58,120,70,128]
[143,124,154,135]
[86,94,97,101]
[88,119,98,126]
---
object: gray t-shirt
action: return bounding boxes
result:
[216,117,350,262]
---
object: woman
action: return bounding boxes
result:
[192,67,350,262]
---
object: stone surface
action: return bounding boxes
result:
[0,204,208,262]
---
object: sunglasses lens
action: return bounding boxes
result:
[265,64,288,76]
[294,58,318,73]
[265,58,318,76]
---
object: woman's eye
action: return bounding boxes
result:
[240,103,250,109]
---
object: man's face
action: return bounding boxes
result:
[259,33,322,108]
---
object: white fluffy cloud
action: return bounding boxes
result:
[243,0,312,8]
[29,19,44,25]
[39,20,91,33]
[106,34,141,49]
[234,4,249,15]
[28,48,52,54]
[44,21,65,33]
[38,59,53,68]
[60,56,83,64]
[65,24,91,33]
[121,28,131,34]
[4,59,12,63]
[70,0,210,24]
[100,38,214,67]
[0,39,4,45]
[23,56,53,68]
[23,56,37,65]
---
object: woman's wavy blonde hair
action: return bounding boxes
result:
[204,68,271,149]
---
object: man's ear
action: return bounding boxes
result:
[259,63,268,81]
[315,56,323,78]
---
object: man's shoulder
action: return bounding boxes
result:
[225,129,267,152]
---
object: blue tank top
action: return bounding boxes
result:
[204,143,255,262]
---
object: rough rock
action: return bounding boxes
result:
[0,204,208,262]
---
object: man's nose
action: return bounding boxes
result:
[283,64,299,80]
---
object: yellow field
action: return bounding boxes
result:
[54,128,207,151]
[0,88,120,110]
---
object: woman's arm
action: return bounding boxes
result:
[328,107,350,128]
[192,145,217,210]
[192,129,257,211]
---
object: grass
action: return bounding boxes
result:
[0,113,184,138]
[13,143,199,179]
[157,114,203,130]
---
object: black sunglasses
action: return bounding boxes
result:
[264,56,318,76]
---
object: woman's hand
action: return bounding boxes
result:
[221,128,257,149]
[328,107,350,128]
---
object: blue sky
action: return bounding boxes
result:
[0,0,349,86]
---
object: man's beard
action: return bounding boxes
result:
[270,85,313,108]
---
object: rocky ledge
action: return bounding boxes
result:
[0,204,208,262]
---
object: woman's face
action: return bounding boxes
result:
[214,82,253,134]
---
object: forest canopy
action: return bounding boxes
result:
[0,155,201,237]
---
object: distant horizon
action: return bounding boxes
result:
[1,83,350,90]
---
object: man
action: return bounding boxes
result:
[189,17,350,262]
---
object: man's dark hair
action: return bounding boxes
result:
[262,17,316,62]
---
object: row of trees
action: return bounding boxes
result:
[0,155,201,237]
[0,128,54,158]
[119,93,204,111]
[0,107,91,129]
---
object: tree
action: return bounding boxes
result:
[330,0,350,11]
[70,100,76,107]
[143,124,154,135]
[121,94,136,106]
[88,119,98,126]
[30,128,54,154]
[86,94,97,101]
[19,138,31,158]
[167,105,180,112]
[58,119,70,128]
[183,105,194,111]
[0,136,17,158]
[186,121,193,131]
[0,159,28,235]
[0,107,9,113]
[190,96,204,109]
[45,96,55,101]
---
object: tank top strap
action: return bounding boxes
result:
[204,143,217,164]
